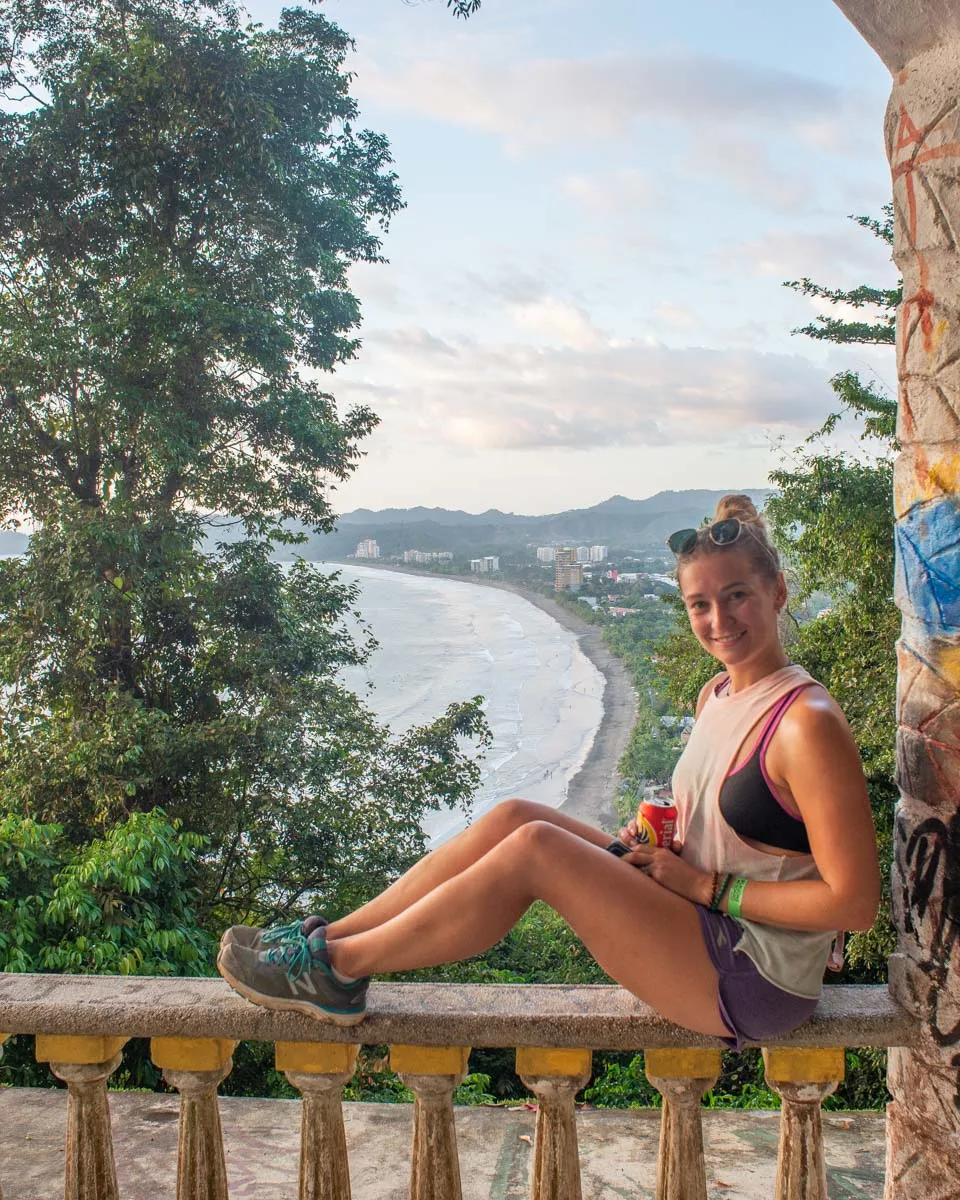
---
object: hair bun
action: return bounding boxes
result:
[714,493,761,525]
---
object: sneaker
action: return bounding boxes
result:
[220,914,328,953]
[217,928,368,1026]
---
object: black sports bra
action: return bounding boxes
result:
[718,684,812,854]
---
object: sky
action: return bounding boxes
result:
[249,0,898,515]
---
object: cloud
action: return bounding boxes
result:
[731,228,896,281]
[348,261,409,313]
[337,326,835,451]
[354,44,880,215]
[689,130,814,213]
[562,168,656,214]
[508,297,606,350]
[355,50,867,149]
[652,302,698,330]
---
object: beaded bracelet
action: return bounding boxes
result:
[727,877,748,919]
[710,873,732,912]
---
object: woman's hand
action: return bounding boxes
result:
[616,818,640,847]
[623,843,712,906]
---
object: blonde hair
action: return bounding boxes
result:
[676,493,781,584]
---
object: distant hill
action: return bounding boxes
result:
[0,491,771,562]
[301,489,771,560]
[338,506,521,528]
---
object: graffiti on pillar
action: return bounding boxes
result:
[898,807,960,1049]
[891,105,952,372]
[895,497,960,634]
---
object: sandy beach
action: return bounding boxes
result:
[329,562,638,834]
[457,579,635,832]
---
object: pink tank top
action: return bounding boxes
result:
[672,664,835,998]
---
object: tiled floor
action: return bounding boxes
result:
[0,1088,885,1199]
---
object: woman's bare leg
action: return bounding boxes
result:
[327,798,612,939]
[328,820,728,1038]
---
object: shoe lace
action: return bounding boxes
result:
[260,919,305,947]
[264,931,324,982]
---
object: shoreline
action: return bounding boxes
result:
[327,560,637,834]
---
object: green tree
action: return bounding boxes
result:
[0,809,212,975]
[0,0,489,927]
[783,210,899,346]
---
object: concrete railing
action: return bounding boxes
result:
[0,974,916,1200]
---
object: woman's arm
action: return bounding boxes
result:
[718,689,881,932]
[626,688,881,933]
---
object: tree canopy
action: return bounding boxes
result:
[0,0,490,931]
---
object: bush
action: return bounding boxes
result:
[0,809,214,976]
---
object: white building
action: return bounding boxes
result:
[536,546,556,564]
[355,539,380,559]
[403,550,454,564]
[589,545,608,562]
[470,556,500,574]
[575,546,591,563]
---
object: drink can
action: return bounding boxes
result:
[635,793,677,848]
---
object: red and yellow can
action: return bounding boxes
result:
[635,794,677,848]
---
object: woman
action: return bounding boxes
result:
[218,495,880,1048]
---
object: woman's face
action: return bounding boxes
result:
[678,548,786,670]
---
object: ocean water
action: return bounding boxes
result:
[330,564,605,845]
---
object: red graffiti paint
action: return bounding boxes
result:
[887,105,960,358]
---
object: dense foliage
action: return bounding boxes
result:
[0,808,212,975]
[0,0,490,928]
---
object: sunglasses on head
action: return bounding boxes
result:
[666,517,744,556]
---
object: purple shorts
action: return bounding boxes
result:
[695,906,818,1050]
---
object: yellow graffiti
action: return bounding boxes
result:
[928,455,960,496]
[932,319,950,353]
[938,644,960,690]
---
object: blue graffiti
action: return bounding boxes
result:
[895,496,960,635]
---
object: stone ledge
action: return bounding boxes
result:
[0,975,917,1050]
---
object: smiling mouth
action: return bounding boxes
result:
[711,631,747,646]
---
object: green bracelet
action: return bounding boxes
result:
[727,877,748,919]
[709,872,732,912]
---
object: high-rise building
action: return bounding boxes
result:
[355,539,380,559]
[554,548,583,591]
[536,547,556,564]
[589,545,608,562]
[575,546,591,563]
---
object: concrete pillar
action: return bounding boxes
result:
[830,5,960,1196]
[277,1041,360,1200]
[516,1047,592,1200]
[391,1044,470,1200]
[644,1048,721,1200]
[151,1037,236,1200]
[763,1048,844,1200]
[35,1035,129,1200]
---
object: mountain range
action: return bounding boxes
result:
[300,489,771,559]
[0,490,771,561]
